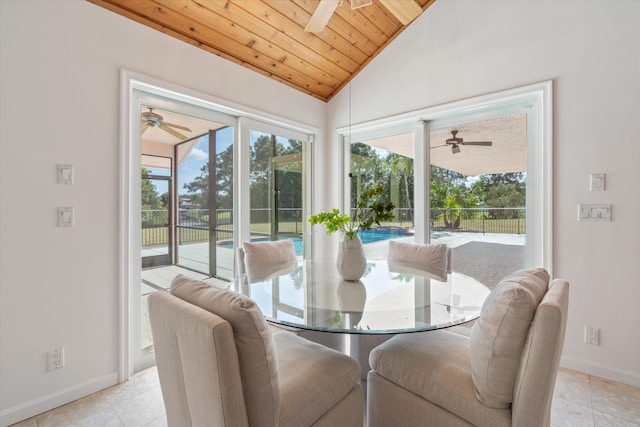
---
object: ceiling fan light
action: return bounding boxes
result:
[452,145,461,154]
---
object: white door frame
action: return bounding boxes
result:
[118,69,318,380]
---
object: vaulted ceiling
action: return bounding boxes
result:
[88,0,436,102]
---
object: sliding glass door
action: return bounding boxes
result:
[130,85,314,374]
[248,126,306,258]
[176,126,235,280]
[134,92,238,372]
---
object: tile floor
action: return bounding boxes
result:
[10,365,640,426]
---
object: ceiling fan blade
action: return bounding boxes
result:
[461,141,493,146]
[430,144,449,149]
[305,0,340,33]
[163,121,192,132]
[351,0,372,9]
[141,124,150,135]
[160,123,188,140]
[378,0,422,25]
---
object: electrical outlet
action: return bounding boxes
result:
[584,327,599,345]
[48,347,65,371]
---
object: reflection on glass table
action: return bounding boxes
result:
[232,259,491,334]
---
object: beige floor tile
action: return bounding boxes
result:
[8,358,640,427]
[554,368,592,403]
[8,418,37,427]
[590,375,640,422]
[111,386,165,427]
[35,392,124,427]
[593,409,640,427]
[95,366,161,406]
[141,415,168,427]
[551,398,594,427]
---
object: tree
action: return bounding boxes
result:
[471,172,525,218]
[349,143,387,211]
[430,166,479,228]
[182,141,235,210]
[386,153,414,221]
[216,144,234,209]
[183,163,209,209]
[141,168,163,210]
[484,183,525,218]
[275,139,304,212]
[249,134,275,209]
[431,166,467,188]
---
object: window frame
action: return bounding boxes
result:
[338,81,553,271]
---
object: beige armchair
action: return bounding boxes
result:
[149,275,363,427]
[367,268,569,427]
[236,240,301,335]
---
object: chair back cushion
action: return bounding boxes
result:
[148,291,249,426]
[243,240,297,282]
[470,268,549,408]
[387,240,449,281]
[512,279,569,426]
[170,275,280,427]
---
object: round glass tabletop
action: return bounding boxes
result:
[232,259,490,334]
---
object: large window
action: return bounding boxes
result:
[341,81,552,288]
[427,115,527,288]
[349,132,415,259]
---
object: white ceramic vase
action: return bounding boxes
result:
[337,280,367,313]
[336,234,366,281]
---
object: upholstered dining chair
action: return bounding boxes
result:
[236,239,297,280]
[387,240,452,281]
[149,275,363,427]
[237,239,302,335]
[367,268,569,427]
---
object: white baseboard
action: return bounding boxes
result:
[0,373,118,427]
[560,356,640,388]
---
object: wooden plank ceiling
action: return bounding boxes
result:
[88,0,436,102]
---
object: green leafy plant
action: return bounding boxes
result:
[309,183,395,240]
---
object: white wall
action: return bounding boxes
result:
[2,0,639,424]
[326,0,640,384]
[0,1,324,425]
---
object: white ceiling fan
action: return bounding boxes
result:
[305,0,423,33]
[432,130,493,154]
[141,107,192,141]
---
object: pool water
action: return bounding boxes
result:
[358,226,414,243]
[230,226,414,255]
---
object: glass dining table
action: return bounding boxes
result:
[232,258,491,378]
[232,258,491,334]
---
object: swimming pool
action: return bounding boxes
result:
[230,226,414,255]
[358,226,415,243]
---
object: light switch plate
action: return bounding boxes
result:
[58,207,74,227]
[57,164,74,185]
[578,204,611,221]
[590,173,605,191]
